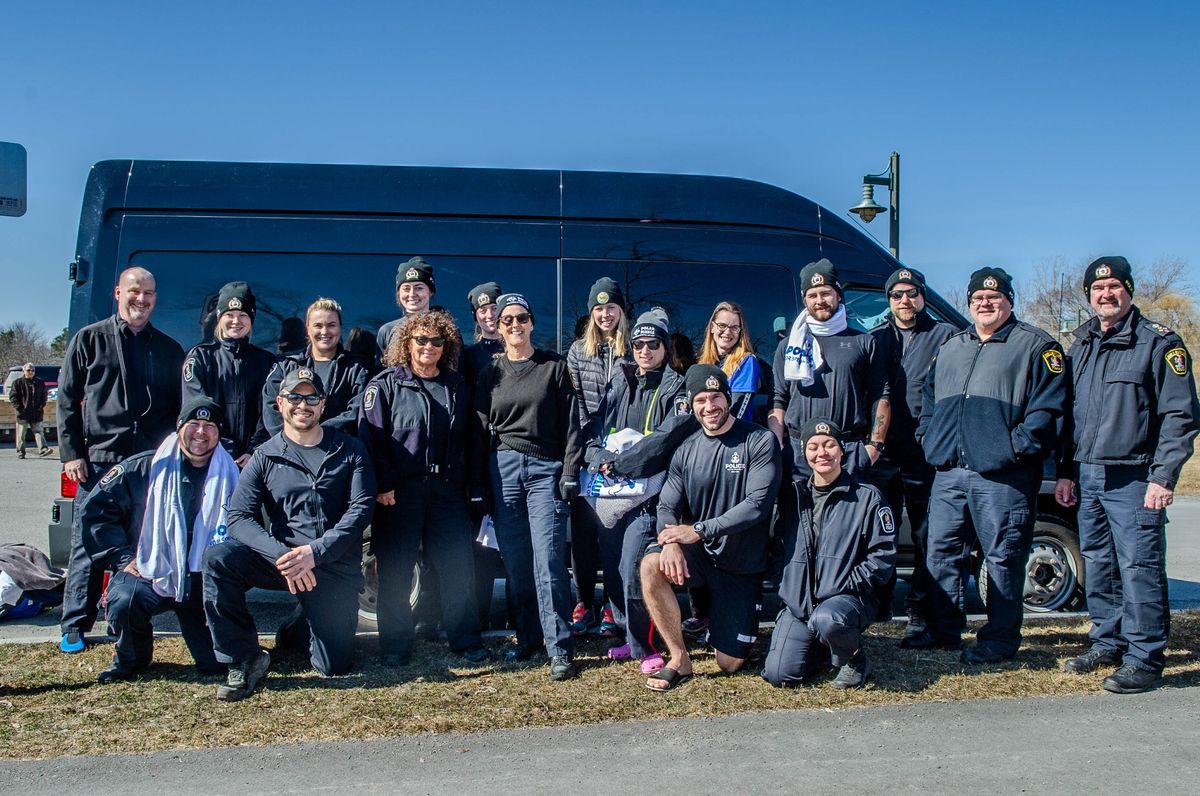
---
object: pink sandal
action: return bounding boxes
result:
[640,653,666,675]
[607,643,632,660]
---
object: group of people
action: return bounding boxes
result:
[52,250,1197,700]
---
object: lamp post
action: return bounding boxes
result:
[849,151,900,260]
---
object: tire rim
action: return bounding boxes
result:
[1022,536,1078,612]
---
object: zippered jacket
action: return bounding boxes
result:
[257,346,370,443]
[568,338,631,428]
[870,311,955,443]
[583,364,689,476]
[183,337,277,458]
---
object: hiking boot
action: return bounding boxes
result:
[598,604,618,637]
[898,630,960,651]
[1102,664,1163,694]
[1064,647,1122,674]
[570,602,594,635]
[97,662,140,684]
[833,650,872,690]
[549,655,577,681]
[217,649,270,701]
[60,631,86,654]
[902,612,928,640]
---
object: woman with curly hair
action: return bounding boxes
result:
[358,309,490,666]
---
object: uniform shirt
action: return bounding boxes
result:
[182,337,277,458]
[771,327,888,440]
[656,419,782,575]
[870,310,955,444]
[1058,307,1200,487]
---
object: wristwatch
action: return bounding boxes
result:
[864,439,886,454]
[694,521,707,539]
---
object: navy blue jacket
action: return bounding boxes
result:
[583,364,689,476]
[79,451,155,569]
[257,346,370,443]
[183,337,277,458]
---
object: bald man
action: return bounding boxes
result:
[57,266,185,653]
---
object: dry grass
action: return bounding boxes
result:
[3,612,1199,761]
[1175,456,1200,496]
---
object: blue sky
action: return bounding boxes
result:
[2,1,1196,337]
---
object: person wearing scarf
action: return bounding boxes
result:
[82,397,239,683]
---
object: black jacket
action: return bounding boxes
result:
[870,311,955,443]
[358,365,471,492]
[462,338,503,392]
[79,450,155,569]
[777,471,897,621]
[584,364,689,476]
[183,337,277,458]
[257,346,370,443]
[1058,308,1200,487]
[10,376,48,423]
[57,316,185,465]
[226,429,376,578]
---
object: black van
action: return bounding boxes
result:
[48,160,1083,614]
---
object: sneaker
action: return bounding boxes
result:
[217,649,271,701]
[460,646,494,664]
[598,604,618,637]
[503,642,541,663]
[682,617,709,638]
[549,655,577,681]
[38,448,53,457]
[17,451,25,459]
[570,602,594,635]
[97,662,140,684]
[1102,664,1163,694]
[1064,647,1122,674]
[607,643,632,661]
[902,613,928,640]
[60,631,86,654]
[833,650,872,689]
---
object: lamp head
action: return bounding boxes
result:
[850,183,886,223]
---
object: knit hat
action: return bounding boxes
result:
[798,417,843,449]
[496,293,534,323]
[468,281,503,312]
[1083,256,1135,295]
[631,309,670,344]
[885,267,926,295]
[799,259,843,295]
[685,364,731,404]
[177,396,223,430]
[216,281,256,321]
[587,277,625,310]
[279,366,326,396]
[967,267,1015,305]
[395,257,436,291]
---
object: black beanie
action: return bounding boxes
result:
[216,281,256,321]
[177,396,223,430]
[799,259,843,295]
[468,281,503,312]
[396,257,436,291]
[496,293,534,323]
[798,417,843,448]
[685,364,731,404]
[631,309,670,344]
[587,277,625,310]
[885,267,926,295]
[1083,256,1135,295]
[967,267,1015,305]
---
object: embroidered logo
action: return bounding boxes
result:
[405,267,420,280]
[183,358,195,382]
[100,464,124,486]
[1166,347,1189,376]
[197,407,211,420]
[983,276,999,290]
[1095,265,1112,279]
[364,384,378,411]
[879,506,895,535]
[674,397,690,416]
[705,375,720,390]
[814,422,831,435]
[228,297,243,310]
[1042,350,1064,374]
[477,293,491,307]
[898,269,912,281]
[810,273,825,287]
[596,291,610,305]
[297,368,314,380]
[724,451,745,473]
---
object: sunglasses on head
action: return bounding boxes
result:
[413,336,445,347]
[888,288,920,300]
[632,339,662,351]
[283,393,323,406]
[500,313,531,326]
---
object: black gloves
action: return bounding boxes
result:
[558,474,580,503]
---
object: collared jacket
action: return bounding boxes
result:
[226,429,375,578]
[583,363,689,477]
[182,337,277,458]
[79,450,155,570]
[870,310,955,443]
[257,346,371,443]
[918,315,1066,474]
[57,315,185,465]
[568,338,632,429]
[1057,307,1200,488]
[358,365,471,492]
[10,376,48,423]
[777,471,897,621]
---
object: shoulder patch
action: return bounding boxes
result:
[363,384,378,411]
[674,396,691,416]
[878,506,895,535]
[1148,321,1173,337]
[100,464,124,486]
[1041,349,1064,374]
[1166,347,1189,376]
[183,358,195,382]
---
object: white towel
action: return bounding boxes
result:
[135,434,240,600]
[782,305,848,385]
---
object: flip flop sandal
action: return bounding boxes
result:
[640,653,666,675]
[645,667,692,692]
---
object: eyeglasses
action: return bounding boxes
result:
[712,321,742,334]
[283,393,323,406]
[500,313,531,326]
[413,336,445,348]
[633,339,662,351]
[888,288,920,300]
[969,293,1006,307]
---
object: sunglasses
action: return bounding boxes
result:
[888,288,920,300]
[712,321,742,334]
[632,339,662,351]
[500,313,531,326]
[283,393,323,406]
[413,336,446,347]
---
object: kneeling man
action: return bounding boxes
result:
[83,397,239,683]
[204,368,375,701]
[640,365,781,691]
[762,419,896,689]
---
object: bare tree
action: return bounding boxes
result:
[0,322,53,369]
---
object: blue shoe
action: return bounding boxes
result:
[60,631,86,654]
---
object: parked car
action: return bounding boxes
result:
[47,159,1083,618]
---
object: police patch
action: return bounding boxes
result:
[100,464,124,487]
[197,407,211,420]
[1166,347,1189,376]
[596,291,610,304]
[183,358,195,382]
[364,384,378,411]
[297,368,314,380]
[810,273,825,287]
[405,267,419,280]
[983,276,998,290]
[1095,264,1112,279]
[898,269,912,281]
[228,297,243,310]
[705,375,720,390]
[815,422,831,435]
[878,507,895,535]
[1042,349,1064,374]
[674,397,690,416]
[477,294,491,307]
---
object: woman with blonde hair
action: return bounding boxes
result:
[697,301,773,423]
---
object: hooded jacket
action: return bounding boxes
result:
[183,336,277,458]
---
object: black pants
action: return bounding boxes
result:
[878,441,936,618]
[60,463,108,635]
[106,570,219,673]
[203,540,360,676]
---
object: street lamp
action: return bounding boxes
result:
[849,151,900,260]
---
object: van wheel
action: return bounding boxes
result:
[977,515,1084,613]
[358,534,420,631]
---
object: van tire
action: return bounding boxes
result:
[977,514,1084,613]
